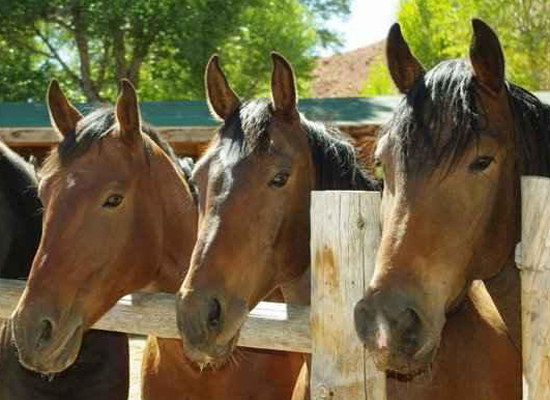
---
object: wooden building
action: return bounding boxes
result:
[0,97,403,167]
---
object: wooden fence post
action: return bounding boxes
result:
[310,191,386,400]
[520,176,550,399]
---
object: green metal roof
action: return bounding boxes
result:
[0,97,401,128]
[1,92,549,128]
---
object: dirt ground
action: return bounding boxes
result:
[310,41,385,97]
[129,336,146,400]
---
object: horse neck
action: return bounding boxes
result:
[482,144,523,350]
[146,150,197,294]
[484,256,521,350]
[0,145,41,279]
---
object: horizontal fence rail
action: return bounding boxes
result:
[0,279,311,353]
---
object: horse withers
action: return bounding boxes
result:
[354,20,523,399]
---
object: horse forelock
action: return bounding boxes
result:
[214,98,376,191]
[382,59,484,175]
[41,106,181,177]
[217,99,272,162]
[383,59,550,178]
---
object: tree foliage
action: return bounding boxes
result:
[0,38,53,102]
[0,0,350,102]
[359,56,398,97]
[397,0,550,90]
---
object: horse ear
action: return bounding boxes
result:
[115,79,142,142]
[469,18,505,95]
[205,55,241,121]
[386,23,425,93]
[47,80,82,137]
[271,52,298,117]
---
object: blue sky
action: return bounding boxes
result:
[323,0,401,55]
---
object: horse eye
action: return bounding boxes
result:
[269,171,290,188]
[374,160,385,180]
[103,194,124,208]
[469,156,494,172]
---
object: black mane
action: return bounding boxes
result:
[219,98,377,190]
[383,59,550,176]
[55,107,180,167]
[0,142,41,278]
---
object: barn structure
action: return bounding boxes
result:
[0,96,403,166]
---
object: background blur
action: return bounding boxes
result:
[1,0,549,102]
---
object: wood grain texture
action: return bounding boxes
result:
[0,125,376,146]
[310,191,386,400]
[520,176,550,400]
[0,127,216,147]
[0,279,311,353]
[2,125,380,169]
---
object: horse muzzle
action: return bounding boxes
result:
[354,287,443,376]
[10,303,84,374]
[176,288,247,367]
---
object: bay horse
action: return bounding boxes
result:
[354,20,527,399]
[10,80,303,399]
[175,53,378,398]
[0,141,129,400]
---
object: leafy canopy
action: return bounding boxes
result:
[363,0,550,94]
[0,0,350,102]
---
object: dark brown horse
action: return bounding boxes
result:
[10,80,303,400]
[0,141,128,400]
[354,20,529,399]
[175,53,377,398]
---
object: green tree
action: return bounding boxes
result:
[0,0,350,102]
[359,56,398,97]
[396,0,550,90]
[301,0,351,48]
[140,0,319,100]
[0,38,53,102]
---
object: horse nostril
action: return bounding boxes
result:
[206,298,222,331]
[354,299,374,342]
[400,308,421,352]
[36,318,54,349]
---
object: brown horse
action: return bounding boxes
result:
[175,53,377,398]
[354,20,527,399]
[10,80,302,399]
[0,141,128,400]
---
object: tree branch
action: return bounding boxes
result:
[96,40,111,90]
[70,0,102,102]
[112,24,127,82]
[34,28,81,84]
[4,34,52,58]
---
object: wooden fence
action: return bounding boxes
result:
[518,176,550,399]
[0,182,549,399]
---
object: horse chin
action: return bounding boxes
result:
[181,333,240,370]
[370,340,440,381]
[10,317,84,375]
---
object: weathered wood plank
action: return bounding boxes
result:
[0,124,378,147]
[0,279,311,353]
[520,176,550,400]
[310,191,386,400]
[0,127,217,147]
